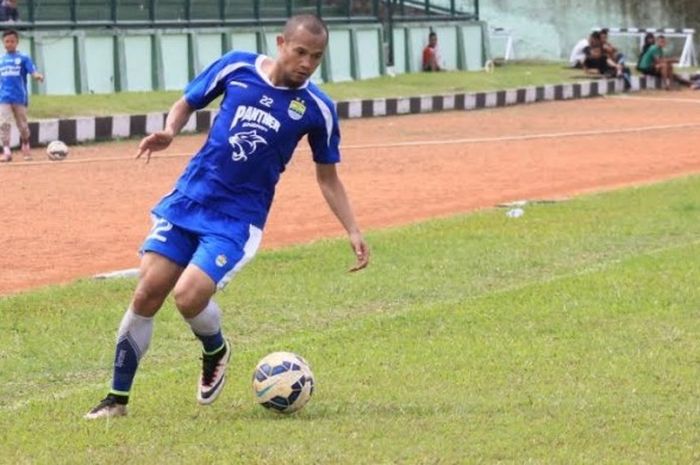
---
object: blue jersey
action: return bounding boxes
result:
[167,51,340,229]
[0,51,36,105]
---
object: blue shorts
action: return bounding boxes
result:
[142,190,263,289]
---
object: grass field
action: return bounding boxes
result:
[29,62,582,119]
[2,174,699,464]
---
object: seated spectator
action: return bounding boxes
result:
[600,28,625,64]
[570,31,601,68]
[637,32,656,70]
[583,46,631,90]
[422,32,442,72]
[637,35,690,90]
[0,0,18,22]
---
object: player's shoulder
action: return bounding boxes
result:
[304,82,336,113]
[218,50,260,67]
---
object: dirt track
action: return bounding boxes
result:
[1,91,699,296]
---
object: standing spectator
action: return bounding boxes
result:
[422,31,442,72]
[638,35,690,90]
[0,29,43,162]
[0,0,19,22]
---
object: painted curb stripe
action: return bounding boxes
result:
[25,77,665,147]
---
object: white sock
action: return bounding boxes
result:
[111,307,154,394]
[186,300,222,337]
[186,300,225,354]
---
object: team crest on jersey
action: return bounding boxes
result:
[288,98,306,121]
[14,58,20,65]
[228,130,267,162]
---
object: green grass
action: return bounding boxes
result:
[2,175,700,463]
[28,62,581,119]
[321,61,580,100]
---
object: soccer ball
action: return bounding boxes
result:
[46,140,69,161]
[252,351,314,414]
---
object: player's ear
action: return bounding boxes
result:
[276,35,285,49]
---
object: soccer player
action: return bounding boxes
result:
[85,14,370,419]
[0,29,43,162]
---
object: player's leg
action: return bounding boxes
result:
[84,253,184,420]
[658,63,671,90]
[174,221,263,405]
[0,103,13,162]
[173,265,227,405]
[85,217,196,419]
[11,104,31,160]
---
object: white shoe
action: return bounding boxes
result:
[84,395,128,419]
[197,340,231,405]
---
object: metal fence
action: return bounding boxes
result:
[5,0,478,28]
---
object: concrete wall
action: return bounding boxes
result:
[481,0,700,61]
[21,21,486,96]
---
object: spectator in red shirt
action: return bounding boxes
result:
[422,32,442,72]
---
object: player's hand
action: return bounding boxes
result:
[135,131,174,164]
[348,232,369,272]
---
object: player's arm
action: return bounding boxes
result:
[25,57,43,82]
[315,163,369,272]
[136,97,194,163]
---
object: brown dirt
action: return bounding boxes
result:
[2,91,700,296]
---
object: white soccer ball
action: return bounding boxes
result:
[46,140,69,161]
[252,351,314,414]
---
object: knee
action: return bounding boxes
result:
[132,280,170,315]
[172,277,213,317]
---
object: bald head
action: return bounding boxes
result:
[283,14,328,44]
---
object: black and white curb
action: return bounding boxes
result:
[28,75,662,147]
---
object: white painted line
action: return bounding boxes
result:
[94,268,140,279]
[336,122,700,151]
[2,122,699,169]
[610,95,700,104]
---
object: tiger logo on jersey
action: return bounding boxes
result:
[228,130,268,162]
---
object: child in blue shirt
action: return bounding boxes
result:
[0,29,43,162]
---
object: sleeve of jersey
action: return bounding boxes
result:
[24,56,36,74]
[307,95,341,164]
[184,51,247,110]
